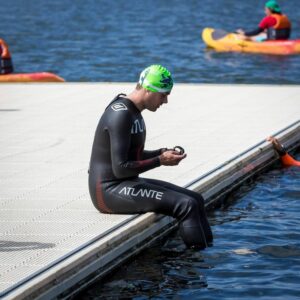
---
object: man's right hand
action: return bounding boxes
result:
[159,150,186,166]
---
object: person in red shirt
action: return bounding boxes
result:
[237,0,291,41]
[0,38,13,74]
[267,137,300,167]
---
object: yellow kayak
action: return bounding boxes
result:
[202,27,300,55]
[0,72,65,82]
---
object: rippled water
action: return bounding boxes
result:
[76,153,300,299]
[4,1,300,298]
[2,0,300,83]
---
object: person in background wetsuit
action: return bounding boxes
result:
[0,38,13,74]
[236,0,291,41]
[88,65,213,249]
[267,136,300,167]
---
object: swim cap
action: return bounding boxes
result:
[139,64,173,93]
[265,0,281,13]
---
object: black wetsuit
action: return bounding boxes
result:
[88,94,213,248]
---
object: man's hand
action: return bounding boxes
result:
[267,136,286,156]
[159,150,187,166]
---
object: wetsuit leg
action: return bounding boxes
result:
[145,178,213,244]
[98,178,211,249]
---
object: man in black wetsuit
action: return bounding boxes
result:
[88,65,213,249]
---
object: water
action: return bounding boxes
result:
[75,153,300,299]
[3,1,299,298]
[2,0,300,83]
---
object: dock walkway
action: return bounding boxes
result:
[0,83,299,299]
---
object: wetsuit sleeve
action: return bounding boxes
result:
[142,149,165,159]
[108,111,160,178]
[244,27,264,36]
[272,141,287,156]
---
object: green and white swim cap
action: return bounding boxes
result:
[139,64,173,93]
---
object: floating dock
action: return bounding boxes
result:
[0,83,299,299]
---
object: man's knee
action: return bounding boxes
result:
[175,196,199,220]
[185,189,205,209]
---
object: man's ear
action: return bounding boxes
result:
[145,89,150,94]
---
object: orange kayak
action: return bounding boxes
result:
[202,27,300,55]
[0,72,65,82]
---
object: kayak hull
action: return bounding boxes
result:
[0,72,65,82]
[202,27,300,55]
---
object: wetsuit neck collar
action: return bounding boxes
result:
[112,94,141,114]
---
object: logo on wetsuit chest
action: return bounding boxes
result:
[131,119,145,134]
[111,103,128,111]
[119,187,163,200]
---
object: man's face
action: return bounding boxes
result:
[145,91,169,112]
[265,7,271,15]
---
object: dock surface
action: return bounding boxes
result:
[0,83,299,299]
